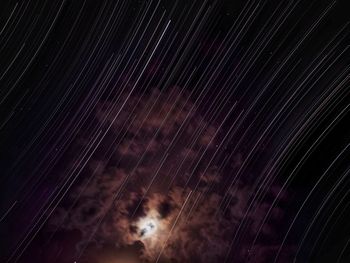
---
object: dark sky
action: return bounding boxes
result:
[0,0,350,262]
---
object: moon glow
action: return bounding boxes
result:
[138,218,158,238]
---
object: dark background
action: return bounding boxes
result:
[0,0,350,262]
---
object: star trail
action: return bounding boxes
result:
[0,0,350,262]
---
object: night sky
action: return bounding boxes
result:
[1,0,350,262]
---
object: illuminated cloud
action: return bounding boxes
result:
[48,87,292,263]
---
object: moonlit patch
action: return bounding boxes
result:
[138,218,158,238]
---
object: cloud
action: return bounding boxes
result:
[47,87,293,263]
